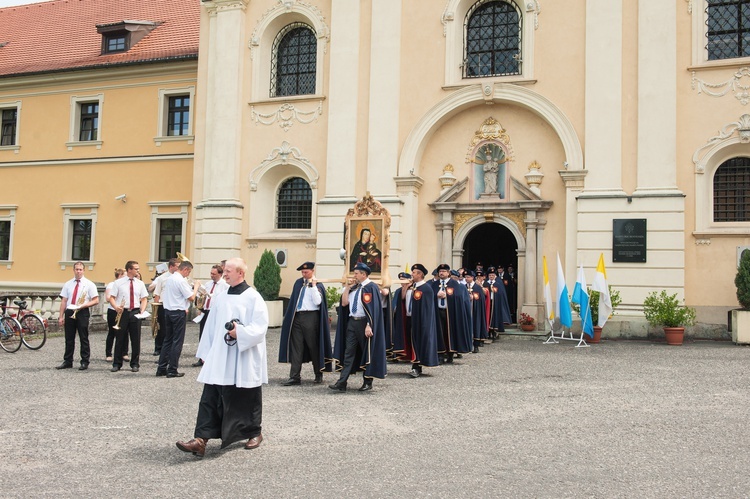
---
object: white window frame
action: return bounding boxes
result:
[0,101,21,152]
[154,86,195,146]
[148,201,189,269]
[443,0,538,88]
[60,203,98,269]
[690,0,750,68]
[0,205,17,268]
[248,2,329,102]
[67,94,104,150]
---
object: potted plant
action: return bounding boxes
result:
[732,250,750,344]
[518,312,535,332]
[642,290,696,345]
[253,249,283,327]
[326,286,342,328]
[588,286,622,343]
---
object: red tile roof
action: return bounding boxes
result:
[0,0,200,77]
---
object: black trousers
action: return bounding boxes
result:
[337,318,369,384]
[159,309,186,374]
[113,310,140,368]
[198,309,210,340]
[289,311,321,379]
[437,308,454,353]
[105,308,128,358]
[194,384,262,448]
[63,308,90,366]
[154,305,166,353]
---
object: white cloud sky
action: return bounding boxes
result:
[0,0,52,7]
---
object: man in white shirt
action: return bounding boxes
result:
[108,260,149,372]
[149,258,178,356]
[157,261,200,378]
[56,261,99,370]
[176,257,268,458]
[192,263,229,367]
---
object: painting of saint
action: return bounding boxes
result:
[348,222,383,273]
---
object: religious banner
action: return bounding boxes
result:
[344,193,391,286]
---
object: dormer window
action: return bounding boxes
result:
[97,20,160,55]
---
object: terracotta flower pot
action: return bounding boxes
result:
[520,324,535,332]
[663,326,685,346]
[589,325,602,344]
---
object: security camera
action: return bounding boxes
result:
[115,194,127,202]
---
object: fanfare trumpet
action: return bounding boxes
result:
[112,296,127,330]
[150,301,161,338]
[70,290,87,319]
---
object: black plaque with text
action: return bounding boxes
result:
[613,219,647,263]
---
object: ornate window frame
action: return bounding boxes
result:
[693,114,750,236]
[690,0,750,68]
[60,203,98,269]
[147,201,189,267]
[66,94,104,150]
[0,205,17,268]
[248,0,329,102]
[442,0,539,87]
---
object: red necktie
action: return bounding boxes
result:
[71,279,80,303]
[129,278,135,309]
[206,282,216,310]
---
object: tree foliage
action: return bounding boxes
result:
[253,249,282,301]
[735,250,750,310]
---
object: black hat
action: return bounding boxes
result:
[449,269,459,277]
[476,270,485,277]
[296,261,315,271]
[463,270,475,278]
[487,266,497,274]
[353,262,371,275]
[437,263,450,271]
[431,268,439,276]
[398,272,412,280]
[411,263,428,275]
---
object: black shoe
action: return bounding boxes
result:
[153,351,160,356]
[155,371,167,377]
[281,378,301,386]
[358,383,373,392]
[78,364,89,371]
[56,363,73,370]
[328,382,347,392]
[166,372,185,378]
[472,346,479,354]
[131,366,139,373]
[445,355,454,364]
[455,353,463,359]
[110,366,120,372]
[409,369,420,378]
[191,360,204,367]
[314,373,323,384]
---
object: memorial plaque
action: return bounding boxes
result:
[612,219,647,263]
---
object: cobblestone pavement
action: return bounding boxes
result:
[2,324,750,498]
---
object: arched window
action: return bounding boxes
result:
[706,0,750,60]
[464,0,522,78]
[277,177,312,229]
[270,23,317,98]
[714,157,750,221]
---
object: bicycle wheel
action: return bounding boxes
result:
[0,317,22,353]
[20,314,46,350]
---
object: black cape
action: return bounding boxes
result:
[467,282,489,341]
[430,279,472,354]
[485,280,512,331]
[392,284,439,367]
[278,278,333,372]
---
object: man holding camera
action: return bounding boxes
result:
[176,258,268,458]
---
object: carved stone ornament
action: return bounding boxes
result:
[249,140,318,191]
[441,0,540,36]
[465,117,515,165]
[692,67,750,105]
[249,0,330,57]
[452,212,476,237]
[250,101,323,131]
[692,114,750,172]
[439,164,457,190]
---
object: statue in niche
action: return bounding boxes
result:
[473,143,506,199]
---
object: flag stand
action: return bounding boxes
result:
[544,327,590,348]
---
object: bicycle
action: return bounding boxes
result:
[0,300,47,352]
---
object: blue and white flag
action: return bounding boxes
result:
[555,253,572,328]
[571,264,594,338]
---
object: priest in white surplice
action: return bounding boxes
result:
[176,258,268,458]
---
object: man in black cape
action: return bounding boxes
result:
[464,270,488,353]
[392,264,439,377]
[485,266,512,338]
[330,262,387,391]
[430,263,472,363]
[279,262,332,385]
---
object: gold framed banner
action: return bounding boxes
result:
[343,193,391,286]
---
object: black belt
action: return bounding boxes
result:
[297,310,319,314]
[350,316,367,321]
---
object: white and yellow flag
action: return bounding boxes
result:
[543,256,554,327]
[591,253,612,327]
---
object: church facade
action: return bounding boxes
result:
[191,0,750,332]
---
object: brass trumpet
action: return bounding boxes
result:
[150,302,161,338]
[70,290,87,319]
[112,296,127,330]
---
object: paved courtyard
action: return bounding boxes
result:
[2,324,750,498]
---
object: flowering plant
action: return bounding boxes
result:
[519,313,535,326]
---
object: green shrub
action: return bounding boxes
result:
[326,286,342,309]
[735,250,750,309]
[642,290,696,328]
[571,286,622,325]
[253,249,281,301]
